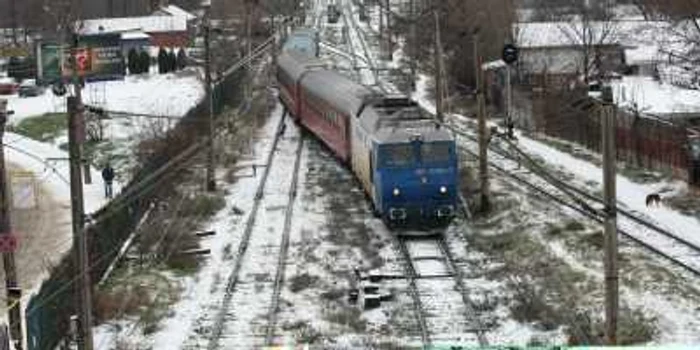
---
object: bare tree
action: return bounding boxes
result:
[403,0,516,90]
[633,0,700,88]
[527,0,618,85]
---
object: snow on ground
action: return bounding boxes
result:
[1,68,204,348]
[5,69,203,123]
[411,69,700,343]
[94,103,285,349]
[4,132,114,214]
[515,135,700,248]
[611,75,700,116]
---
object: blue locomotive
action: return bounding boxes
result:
[277,30,459,227]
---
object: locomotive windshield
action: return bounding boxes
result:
[421,143,452,164]
[380,144,416,167]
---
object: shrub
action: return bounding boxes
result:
[139,50,151,74]
[127,48,139,75]
[157,47,167,74]
[177,194,226,217]
[176,48,187,70]
[288,273,320,293]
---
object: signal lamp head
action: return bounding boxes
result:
[393,188,400,196]
[440,186,447,194]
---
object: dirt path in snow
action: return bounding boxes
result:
[0,163,72,306]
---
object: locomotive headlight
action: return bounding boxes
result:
[393,188,400,196]
[440,186,447,194]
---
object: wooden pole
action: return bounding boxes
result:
[0,99,22,350]
[205,6,216,192]
[69,30,94,350]
[474,31,490,212]
[601,85,618,345]
[434,9,443,123]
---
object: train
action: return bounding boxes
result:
[276,29,459,228]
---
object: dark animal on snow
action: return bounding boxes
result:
[646,193,661,207]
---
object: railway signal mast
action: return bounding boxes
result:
[502,43,518,136]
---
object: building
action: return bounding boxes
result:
[79,15,191,47]
[514,21,625,88]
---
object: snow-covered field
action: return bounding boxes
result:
[86,0,700,348]
[0,68,204,345]
[5,69,203,123]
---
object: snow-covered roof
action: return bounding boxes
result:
[79,16,188,36]
[515,20,671,49]
[121,31,151,40]
[515,22,620,48]
[482,59,506,70]
[624,45,659,64]
[155,5,197,21]
[611,76,700,116]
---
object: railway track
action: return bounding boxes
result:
[445,117,700,279]
[329,3,491,345]
[206,112,305,349]
[341,0,385,91]
[390,222,489,347]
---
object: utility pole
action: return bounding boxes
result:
[474,30,490,212]
[409,0,416,91]
[385,0,391,57]
[378,0,384,56]
[505,63,512,124]
[68,30,94,350]
[0,99,21,350]
[204,5,216,192]
[433,9,443,123]
[245,0,254,102]
[9,0,17,45]
[601,85,618,345]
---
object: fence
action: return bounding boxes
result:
[25,65,245,350]
[485,69,694,183]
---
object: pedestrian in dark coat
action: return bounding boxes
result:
[102,163,115,198]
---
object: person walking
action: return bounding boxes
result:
[102,163,115,199]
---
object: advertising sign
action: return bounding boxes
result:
[38,43,64,83]
[78,34,125,81]
[0,46,30,58]
[38,33,125,83]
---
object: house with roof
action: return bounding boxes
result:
[514,21,625,88]
[514,20,678,87]
[153,4,197,22]
[79,14,192,48]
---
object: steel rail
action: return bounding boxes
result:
[264,136,305,345]
[207,110,289,350]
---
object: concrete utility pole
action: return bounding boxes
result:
[385,0,391,57]
[409,0,416,90]
[601,85,618,345]
[68,30,94,350]
[245,0,254,102]
[474,30,490,212]
[378,0,384,55]
[204,6,216,192]
[433,9,443,123]
[505,63,512,125]
[9,0,18,45]
[0,100,21,350]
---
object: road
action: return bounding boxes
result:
[0,163,72,322]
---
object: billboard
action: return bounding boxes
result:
[37,44,63,83]
[38,34,125,83]
[0,46,30,58]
